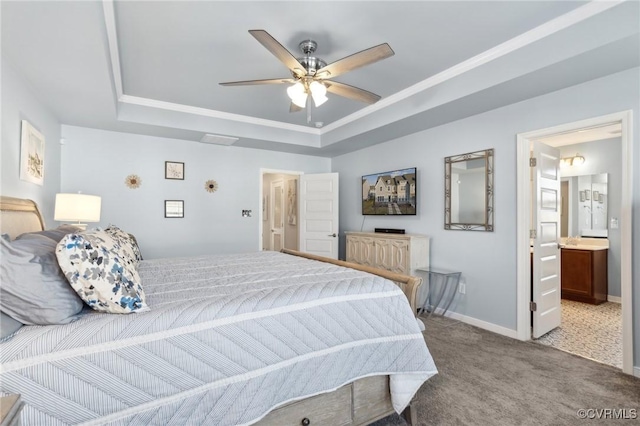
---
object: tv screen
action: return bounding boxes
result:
[362,167,417,215]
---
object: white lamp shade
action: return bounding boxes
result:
[54,193,102,222]
[309,81,328,107]
[287,82,308,108]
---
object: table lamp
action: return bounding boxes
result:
[54,193,101,230]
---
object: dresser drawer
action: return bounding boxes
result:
[258,384,352,426]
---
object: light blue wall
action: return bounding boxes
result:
[60,126,330,259]
[1,58,61,225]
[559,138,622,298]
[332,67,640,367]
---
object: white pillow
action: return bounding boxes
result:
[56,229,148,314]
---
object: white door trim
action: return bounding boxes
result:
[259,168,303,251]
[516,110,633,375]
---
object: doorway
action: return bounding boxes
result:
[516,111,633,375]
[261,170,301,252]
[531,131,622,368]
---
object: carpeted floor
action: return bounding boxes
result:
[373,315,639,426]
[534,299,622,368]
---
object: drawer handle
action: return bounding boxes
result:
[301,418,310,426]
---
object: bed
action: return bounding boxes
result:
[0,196,437,425]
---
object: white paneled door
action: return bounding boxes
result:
[299,173,339,259]
[532,141,562,338]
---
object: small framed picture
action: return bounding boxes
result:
[165,161,184,180]
[584,189,590,200]
[165,200,184,218]
[579,191,585,202]
[593,190,599,200]
[599,194,604,203]
[20,120,45,186]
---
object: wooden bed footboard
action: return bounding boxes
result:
[281,249,423,316]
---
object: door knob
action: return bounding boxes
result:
[328,233,337,237]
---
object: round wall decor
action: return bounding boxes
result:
[205,180,218,193]
[125,174,141,189]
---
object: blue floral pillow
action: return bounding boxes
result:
[104,225,143,263]
[56,229,148,314]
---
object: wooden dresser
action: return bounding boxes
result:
[561,248,608,304]
[346,232,430,306]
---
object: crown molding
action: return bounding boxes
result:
[103,0,623,140]
[103,0,123,100]
[321,0,625,133]
[119,95,321,134]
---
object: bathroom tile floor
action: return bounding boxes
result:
[535,299,622,369]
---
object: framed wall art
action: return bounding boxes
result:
[165,161,184,180]
[19,120,45,186]
[165,200,184,218]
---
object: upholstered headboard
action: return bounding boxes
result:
[0,196,46,239]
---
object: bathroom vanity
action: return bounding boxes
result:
[560,240,608,305]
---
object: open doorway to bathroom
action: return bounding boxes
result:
[260,170,301,252]
[516,111,633,376]
[532,123,622,368]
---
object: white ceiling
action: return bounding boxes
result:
[2,1,639,157]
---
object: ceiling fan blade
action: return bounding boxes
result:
[325,81,381,104]
[249,30,307,78]
[315,43,394,79]
[219,78,294,86]
[289,102,304,113]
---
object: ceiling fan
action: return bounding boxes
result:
[219,30,394,114]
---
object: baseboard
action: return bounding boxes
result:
[607,295,622,303]
[429,308,518,339]
[634,366,640,378]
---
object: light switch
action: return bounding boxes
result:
[242,210,252,218]
[610,217,619,229]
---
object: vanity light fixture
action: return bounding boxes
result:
[560,153,585,167]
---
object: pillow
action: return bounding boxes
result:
[1,234,10,242]
[0,312,23,339]
[16,224,82,243]
[104,225,143,263]
[56,229,148,314]
[0,234,84,325]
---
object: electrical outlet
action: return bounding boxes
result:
[458,282,466,295]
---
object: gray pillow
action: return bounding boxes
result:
[16,224,81,243]
[1,234,10,242]
[0,311,23,339]
[0,234,84,325]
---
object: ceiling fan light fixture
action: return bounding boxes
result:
[309,81,328,107]
[287,82,308,107]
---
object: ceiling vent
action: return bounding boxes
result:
[199,134,239,146]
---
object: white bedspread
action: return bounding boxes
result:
[0,251,437,425]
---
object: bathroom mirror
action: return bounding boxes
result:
[445,148,494,231]
[561,173,607,237]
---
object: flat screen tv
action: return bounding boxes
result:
[362,167,417,215]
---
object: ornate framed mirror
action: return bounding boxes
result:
[445,149,494,231]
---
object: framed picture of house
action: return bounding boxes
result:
[165,200,184,218]
[19,120,45,186]
[362,167,417,215]
[165,161,184,180]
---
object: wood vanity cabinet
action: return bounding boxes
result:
[561,248,608,304]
